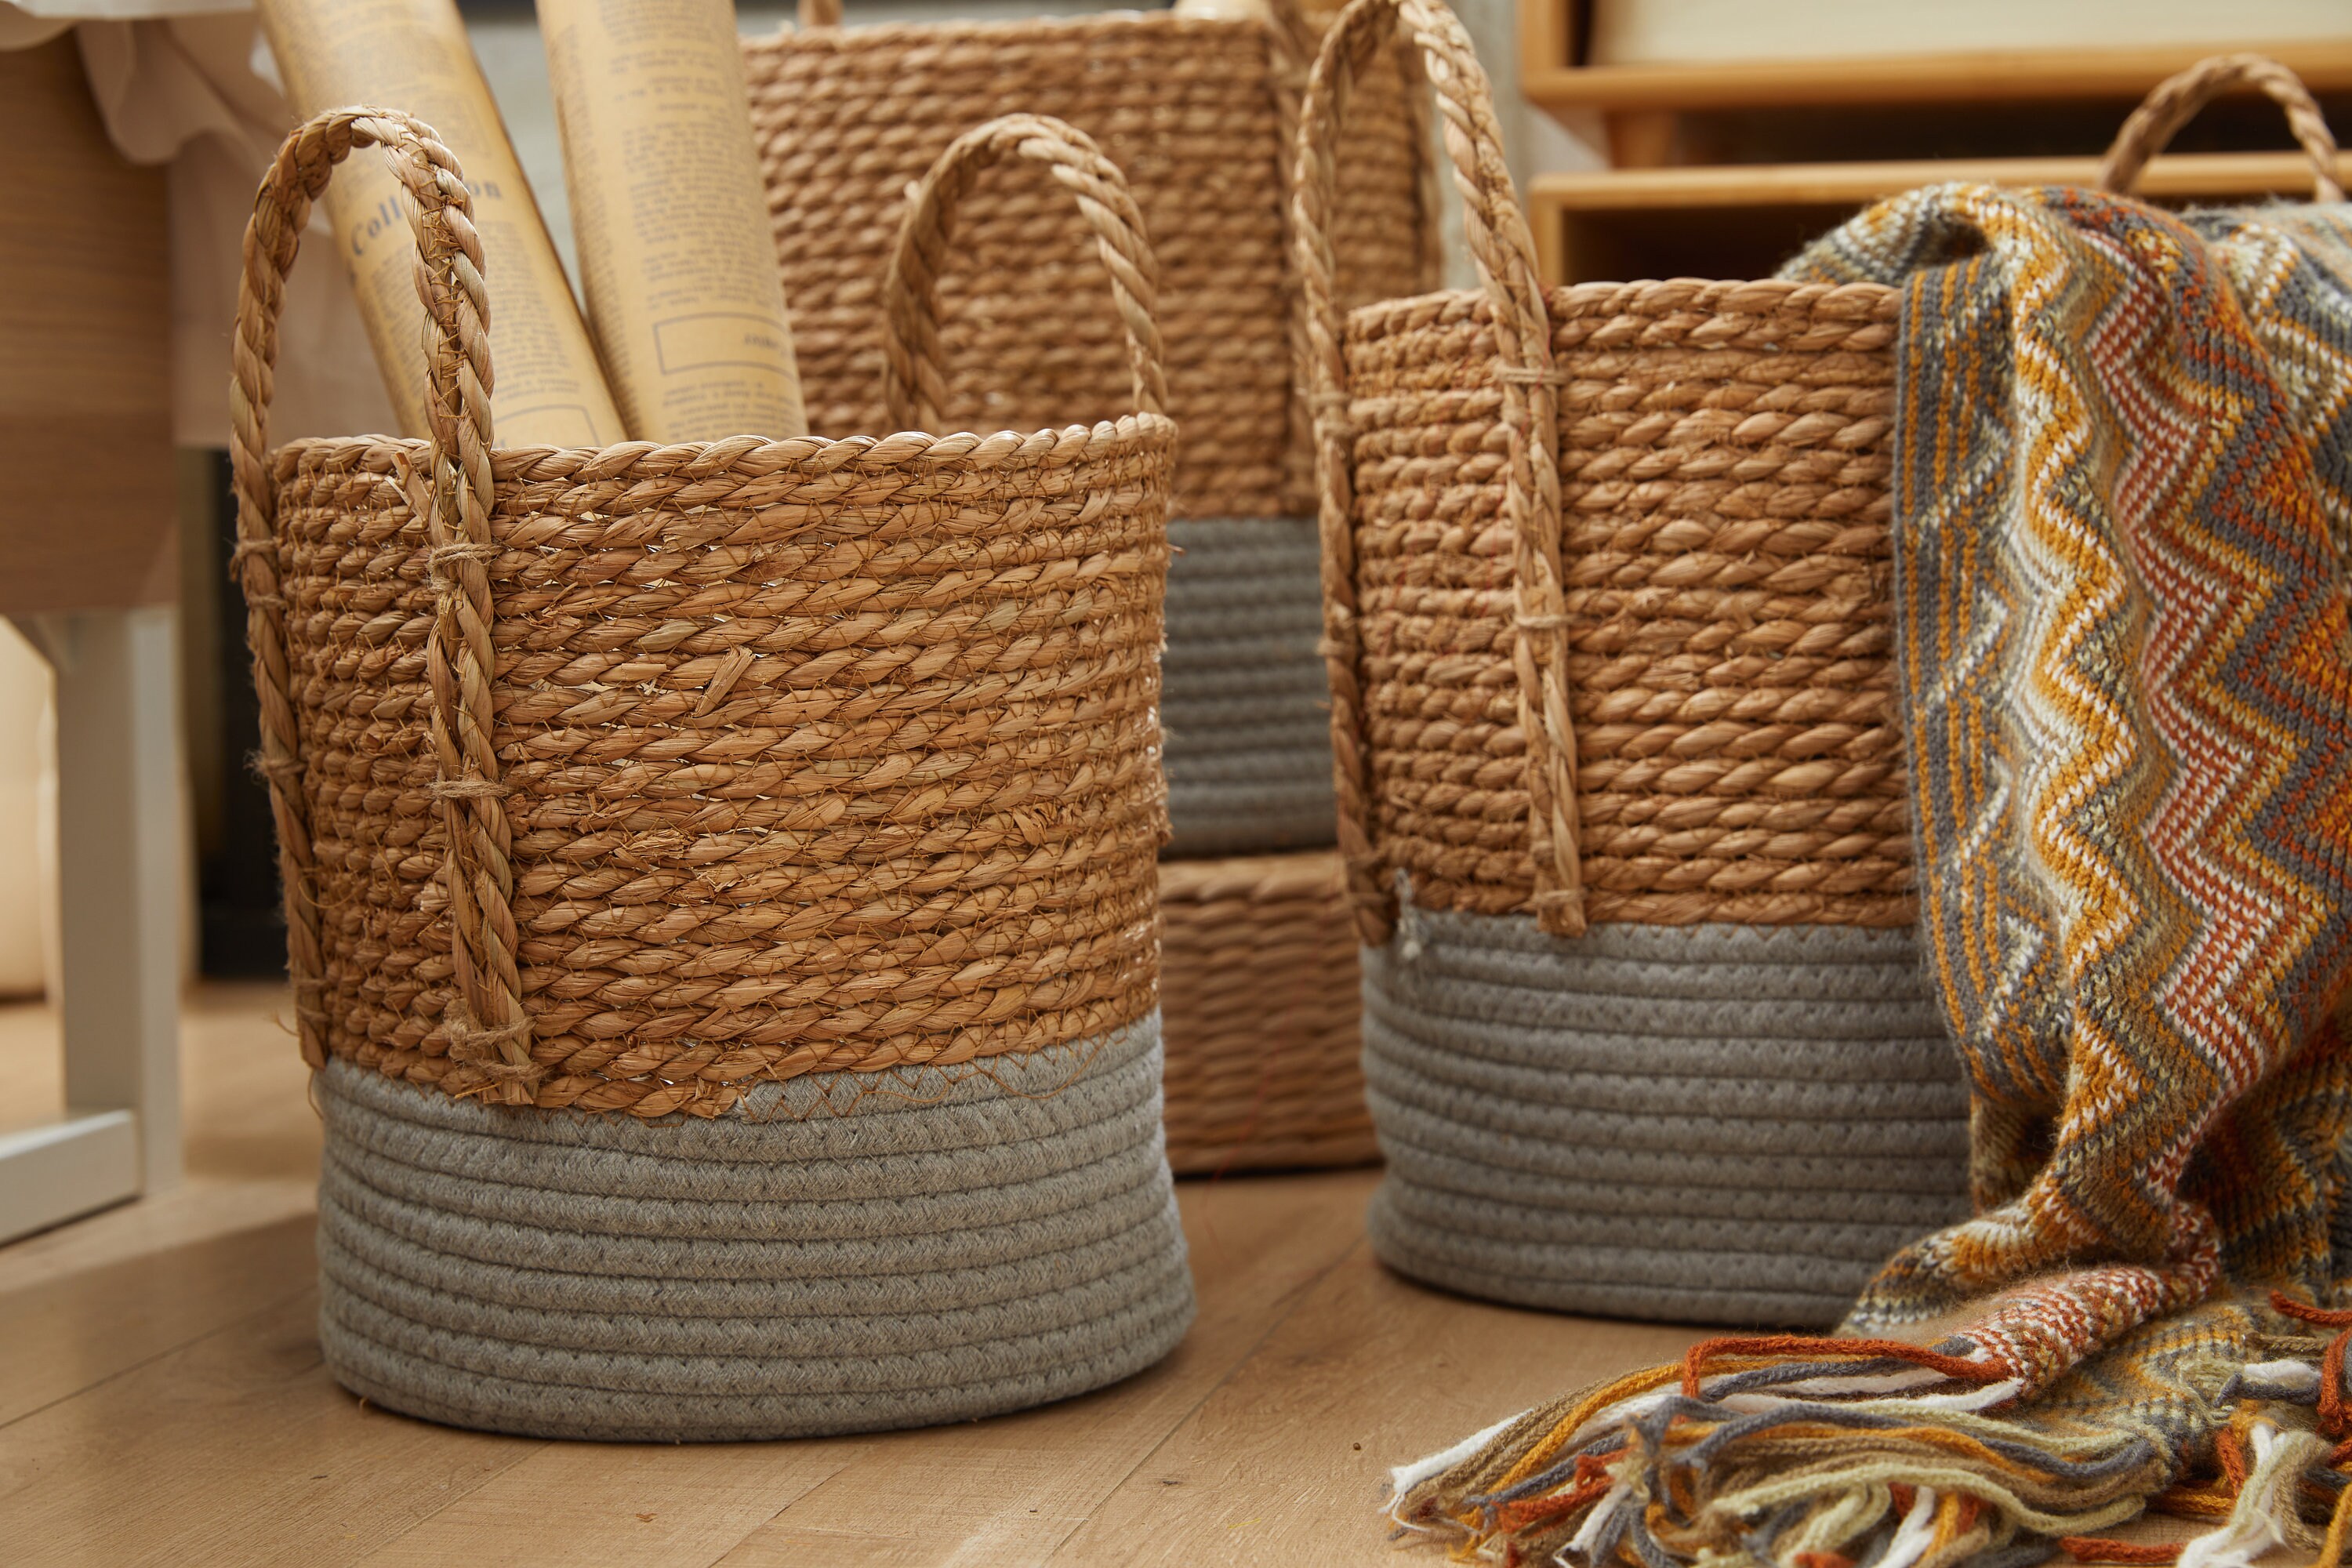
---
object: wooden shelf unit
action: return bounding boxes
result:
[1517,2,2352,116]
[1512,0,2352,283]
[1530,147,2351,285]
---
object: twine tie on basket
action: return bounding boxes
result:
[289,972,329,1047]
[225,536,285,612]
[425,539,500,579]
[426,778,512,803]
[442,1014,534,1073]
[1306,389,1355,439]
[250,751,303,788]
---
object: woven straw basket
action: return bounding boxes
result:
[233,108,1194,1439]
[1297,0,1963,1329]
[740,0,1434,1171]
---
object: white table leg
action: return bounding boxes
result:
[0,606,182,1243]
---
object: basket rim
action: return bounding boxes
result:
[741,8,1267,50]
[270,411,1180,483]
[1160,848,1342,905]
[1341,275,1902,342]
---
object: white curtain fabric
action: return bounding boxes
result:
[5,0,397,448]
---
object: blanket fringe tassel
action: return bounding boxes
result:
[1388,1314,2352,1568]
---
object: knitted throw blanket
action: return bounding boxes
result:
[1393,187,2352,1568]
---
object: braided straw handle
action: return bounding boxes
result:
[882,114,1170,431]
[230,108,535,1097]
[1293,0,1579,944]
[2099,53,2344,201]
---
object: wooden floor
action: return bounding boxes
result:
[0,985,1706,1566]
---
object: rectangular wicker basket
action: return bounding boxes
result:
[1158,851,1371,1171]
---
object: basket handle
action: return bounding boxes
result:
[230,107,535,1094]
[880,114,1170,432]
[1293,0,1580,944]
[2099,53,2343,201]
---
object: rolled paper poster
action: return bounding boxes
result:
[1171,0,1275,19]
[259,0,626,446]
[539,0,808,441]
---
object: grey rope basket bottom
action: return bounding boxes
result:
[1360,900,1972,1329]
[1162,516,1335,857]
[314,1017,1194,1442]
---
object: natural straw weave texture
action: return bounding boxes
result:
[743,0,1433,521]
[1296,1,1904,944]
[1157,851,1371,1174]
[232,109,1176,1116]
[2097,52,2346,201]
[1336,281,1906,932]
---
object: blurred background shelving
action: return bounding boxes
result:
[1514,0,2352,285]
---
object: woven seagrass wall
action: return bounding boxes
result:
[744,13,1431,518]
[1341,278,1910,927]
[270,433,1171,1116]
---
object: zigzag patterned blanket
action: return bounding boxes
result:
[1392,187,2352,1568]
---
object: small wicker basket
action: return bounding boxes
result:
[233,108,1192,1439]
[1296,0,1965,1328]
[1159,851,1371,1174]
[742,0,1431,1172]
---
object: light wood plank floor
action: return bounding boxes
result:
[0,985,1707,1566]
